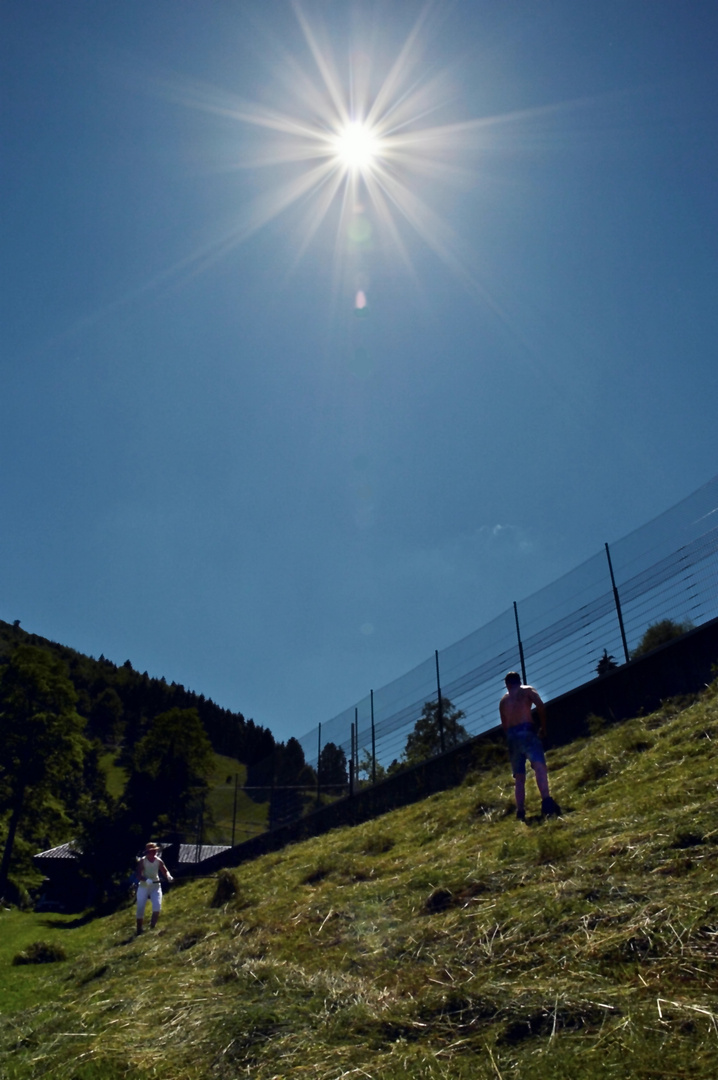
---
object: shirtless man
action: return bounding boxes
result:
[499,672,561,821]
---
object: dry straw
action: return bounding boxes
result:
[2,685,718,1078]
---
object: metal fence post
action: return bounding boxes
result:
[195,802,204,866]
[231,773,239,847]
[435,650,445,753]
[316,722,322,804]
[371,689,376,784]
[351,711,357,796]
[513,601,527,684]
[605,542,630,663]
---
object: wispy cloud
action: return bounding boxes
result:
[400,524,536,583]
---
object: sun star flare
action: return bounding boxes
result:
[151,4,569,296]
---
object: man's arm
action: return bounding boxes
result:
[529,688,547,737]
[499,695,509,732]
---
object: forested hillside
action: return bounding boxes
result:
[0,620,277,900]
[0,620,274,763]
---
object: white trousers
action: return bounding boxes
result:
[136,881,162,916]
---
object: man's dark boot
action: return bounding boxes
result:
[541,796,562,818]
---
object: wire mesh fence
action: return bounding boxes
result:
[233,475,718,836]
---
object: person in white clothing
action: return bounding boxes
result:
[135,841,173,935]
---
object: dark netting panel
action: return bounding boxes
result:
[241,476,718,841]
[437,609,519,737]
[609,476,718,649]
[511,550,624,701]
[368,655,439,767]
[351,693,374,772]
[297,702,357,769]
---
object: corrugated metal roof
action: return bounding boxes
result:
[34,840,232,865]
[177,844,231,864]
[34,842,80,861]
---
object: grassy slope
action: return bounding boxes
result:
[204,753,268,844]
[99,753,128,801]
[98,751,268,845]
[1,685,718,1079]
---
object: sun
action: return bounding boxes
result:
[153,5,508,285]
[332,120,381,174]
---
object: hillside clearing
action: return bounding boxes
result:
[1,683,717,1078]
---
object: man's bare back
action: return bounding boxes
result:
[499,683,547,737]
[499,672,558,819]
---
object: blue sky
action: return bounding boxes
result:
[2,1,717,744]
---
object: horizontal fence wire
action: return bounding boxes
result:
[235,475,718,836]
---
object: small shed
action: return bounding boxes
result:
[33,842,95,912]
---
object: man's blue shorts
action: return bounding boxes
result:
[505,722,546,776]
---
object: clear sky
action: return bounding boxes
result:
[2,1,717,744]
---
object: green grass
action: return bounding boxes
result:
[203,753,268,844]
[0,909,92,1013]
[98,752,128,800]
[1,684,718,1078]
[98,750,269,844]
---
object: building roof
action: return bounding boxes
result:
[175,843,231,864]
[34,840,232,866]
[35,841,80,862]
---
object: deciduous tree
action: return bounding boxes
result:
[403,697,468,766]
[0,646,87,896]
[125,708,214,838]
[631,618,693,659]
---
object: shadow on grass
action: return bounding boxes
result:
[40,911,97,930]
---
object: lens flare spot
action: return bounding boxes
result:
[348,217,372,244]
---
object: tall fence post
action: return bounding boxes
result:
[605,542,630,663]
[435,650,445,753]
[316,722,322,805]
[371,689,376,784]
[513,601,527,684]
[349,721,356,799]
[195,801,204,866]
[267,759,275,830]
[350,712,356,796]
[231,773,239,847]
